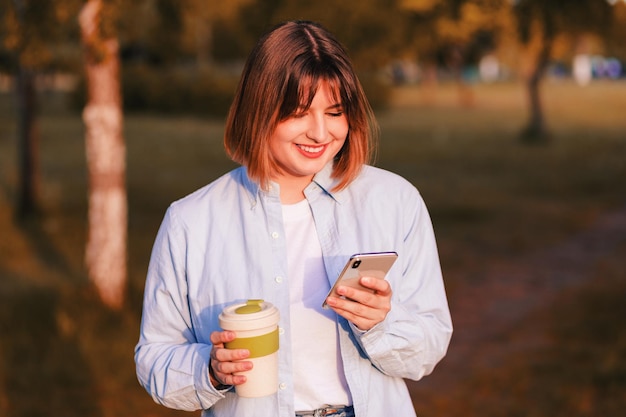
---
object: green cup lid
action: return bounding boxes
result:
[235,299,264,314]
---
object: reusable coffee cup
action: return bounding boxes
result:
[218,299,280,398]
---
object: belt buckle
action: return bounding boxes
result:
[317,404,342,416]
[296,404,346,417]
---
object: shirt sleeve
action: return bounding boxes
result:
[134,206,226,411]
[350,190,453,381]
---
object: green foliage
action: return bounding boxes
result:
[514,0,613,44]
[400,0,513,74]
[147,0,185,65]
[227,0,408,70]
[0,0,81,71]
[71,64,240,117]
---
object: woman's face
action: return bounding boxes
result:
[269,81,348,189]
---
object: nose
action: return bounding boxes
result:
[306,114,328,143]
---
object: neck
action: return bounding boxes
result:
[273,175,312,204]
[281,190,306,204]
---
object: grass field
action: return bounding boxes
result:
[0,80,625,416]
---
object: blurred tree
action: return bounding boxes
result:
[79,0,126,310]
[126,0,255,67]
[228,0,407,69]
[401,0,511,104]
[184,0,256,67]
[0,0,81,218]
[282,0,407,69]
[400,0,447,90]
[149,0,186,65]
[513,0,612,143]
[606,1,626,61]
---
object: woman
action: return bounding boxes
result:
[135,20,452,417]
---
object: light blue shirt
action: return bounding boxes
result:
[135,162,452,417]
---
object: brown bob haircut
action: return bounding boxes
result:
[224,20,379,192]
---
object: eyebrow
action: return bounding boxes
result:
[328,103,343,109]
[294,102,343,112]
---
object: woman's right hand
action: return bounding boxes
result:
[209,330,252,388]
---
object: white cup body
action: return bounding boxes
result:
[218,301,280,398]
[231,325,279,398]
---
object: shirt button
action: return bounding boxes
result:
[271,232,279,239]
[275,276,283,283]
[279,382,287,390]
[278,327,285,335]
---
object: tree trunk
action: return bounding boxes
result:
[79,0,127,310]
[15,67,39,219]
[521,13,554,143]
[521,42,550,142]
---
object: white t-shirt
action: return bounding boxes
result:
[282,200,352,411]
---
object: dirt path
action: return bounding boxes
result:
[407,203,626,410]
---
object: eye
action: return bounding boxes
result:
[327,106,345,117]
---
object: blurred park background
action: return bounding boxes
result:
[1,0,626,416]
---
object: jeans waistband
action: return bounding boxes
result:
[295,404,354,417]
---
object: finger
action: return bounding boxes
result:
[210,346,253,387]
[213,358,253,385]
[359,276,392,295]
[210,330,237,346]
[326,290,390,331]
[327,299,377,330]
[336,284,386,309]
[326,295,375,322]
[212,364,248,386]
[213,345,251,362]
[224,373,248,386]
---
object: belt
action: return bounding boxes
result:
[295,404,354,417]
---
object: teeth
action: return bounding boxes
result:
[299,144,324,153]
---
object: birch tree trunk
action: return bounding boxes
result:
[79,0,127,310]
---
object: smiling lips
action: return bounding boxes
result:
[296,143,327,157]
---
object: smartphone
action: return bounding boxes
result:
[322,251,398,309]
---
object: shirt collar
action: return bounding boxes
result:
[310,162,342,202]
[242,161,343,206]
[239,167,263,209]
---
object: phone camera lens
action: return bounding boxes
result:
[352,260,361,268]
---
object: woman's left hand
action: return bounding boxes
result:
[325,276,392,331]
